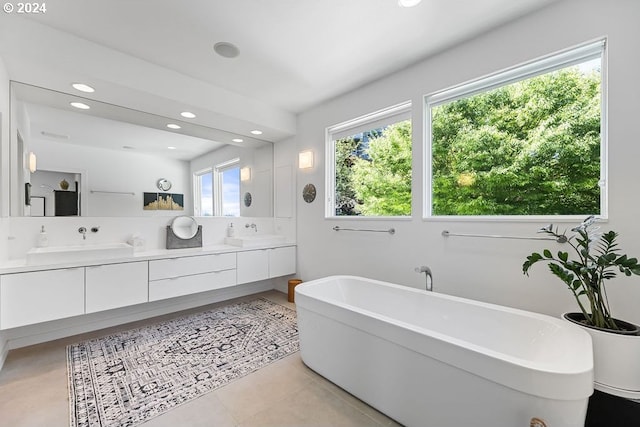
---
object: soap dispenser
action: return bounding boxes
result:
[37,225,49,248]
[227,223,235,237]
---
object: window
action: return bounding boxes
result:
[426,40,606,218]
[194,168,213,216]
[326,102,412,217]
[214,159,240,217]
[193,159,241,217]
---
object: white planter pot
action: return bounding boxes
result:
[563,313,640,400]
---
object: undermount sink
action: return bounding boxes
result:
[26,242,134,264]
[224,234,286,248]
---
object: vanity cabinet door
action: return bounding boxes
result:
[0,268,84,329]
[269,246,296,278]
[85,261,149,313]
[236,250,269,284]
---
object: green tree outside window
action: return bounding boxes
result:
[334,121,412,216]
[431,65,601,216]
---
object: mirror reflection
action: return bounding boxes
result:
[170,216,199,239]
[10,81,274,218]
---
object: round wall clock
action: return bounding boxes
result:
[302,183,316,203]
[157,178,172,191]
[244,192,252,207]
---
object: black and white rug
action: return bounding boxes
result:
[67,298,299,427]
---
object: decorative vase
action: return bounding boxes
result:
[563,312,640,399]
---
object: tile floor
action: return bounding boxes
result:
[0,290,401,427]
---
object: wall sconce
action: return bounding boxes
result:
[28,152,37,173]
[240,166,251,181]
[298,150,314,169]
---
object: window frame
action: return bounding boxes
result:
[423,39,607,221]
[325,101,413,219]
[193,167,213,217]
[214,158,240,217]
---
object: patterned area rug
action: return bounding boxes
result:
[67,298,299,427]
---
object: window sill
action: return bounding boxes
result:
[422,214,608,224]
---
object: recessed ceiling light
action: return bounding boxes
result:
[70,102,90,110]
[71,83,95,93]
[232,138,244,143]
[180,111,196,119]
[167,123,181,130]
[250,130,263,135]
[214,42,240,58]
[167,146,177,150]
[398,0,422,7]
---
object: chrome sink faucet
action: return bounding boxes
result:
[415,266,433,291]
[246,223,258,232]
[78,226,87,240]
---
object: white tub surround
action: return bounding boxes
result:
[296,276,594,427]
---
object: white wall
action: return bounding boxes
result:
[31,138,191,217]
[9,100,192,218]
[5,215,279,261]
[4,138,288,259]
[0,55,9,367]
[274,136,297,221]
[295,0,640,324]
[272,136,297,293]
[0,55,9,250]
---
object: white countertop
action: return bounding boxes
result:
[0,242,296,275]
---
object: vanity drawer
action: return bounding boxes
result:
[149,269,236,301]
[149,253,236,280]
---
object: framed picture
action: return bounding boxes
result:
[143,192,185,210]
[143,192,158,210]
[171,193,184,210]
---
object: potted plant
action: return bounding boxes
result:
[523,215,640,398]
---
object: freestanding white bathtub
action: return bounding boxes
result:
[295,275,594,427]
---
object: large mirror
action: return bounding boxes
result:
[9,81,274,218]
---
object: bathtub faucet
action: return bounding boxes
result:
[415,266,433,291]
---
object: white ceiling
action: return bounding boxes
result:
[17,0,558,115]
[1,0,559,160]
[26,103,225,161]
[11,81,264,161]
